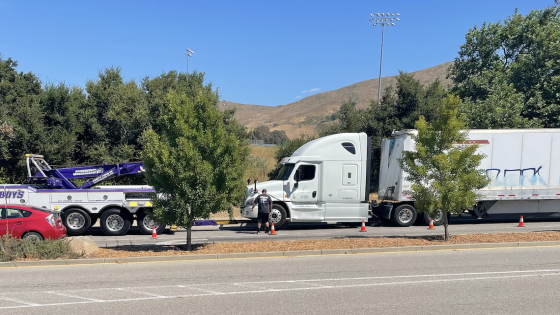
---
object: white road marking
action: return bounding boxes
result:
[46,291,103,302]
[0,269,557,310]
[116,288,167,298]
[0,296,41,306]
[188,287,223,295]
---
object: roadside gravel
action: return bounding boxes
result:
[88,231,560,258]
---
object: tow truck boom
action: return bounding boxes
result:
[26,154,146,189]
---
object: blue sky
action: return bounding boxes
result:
[0,0,555,106]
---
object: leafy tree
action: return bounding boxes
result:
[269,130,288,145]
[141,76,248,250]
[0,56,46,182]
[449,4,560,128]
[267,135,316,179]
[399,95,489,240]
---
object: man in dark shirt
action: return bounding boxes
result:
[252,189,273,234]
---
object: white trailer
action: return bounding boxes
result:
[378,128,560,226]
[241,129,560,228]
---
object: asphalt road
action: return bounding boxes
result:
[87,214,560,247]
[1,246,560,314]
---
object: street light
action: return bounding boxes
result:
[369,13,400,104]
[185,48,194,74]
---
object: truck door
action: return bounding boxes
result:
[287,163,325,221]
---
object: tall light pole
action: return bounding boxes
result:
[369,13,400,104]
[185,48,194,74]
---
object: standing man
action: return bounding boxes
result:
[252,189,272,234]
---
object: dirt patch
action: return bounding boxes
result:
[87,231,560,258]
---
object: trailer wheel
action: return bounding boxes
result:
[100,209,131,236]
[137,211,166,235]
[269,204,287,229]
[63,208,92,235]
[391,204,417,227]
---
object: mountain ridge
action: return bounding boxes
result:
[224,61,453,138]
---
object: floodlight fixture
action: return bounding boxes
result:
[369,12,401,103]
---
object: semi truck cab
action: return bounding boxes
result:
[241,133,371,227]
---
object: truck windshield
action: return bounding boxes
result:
[275,163,295,181]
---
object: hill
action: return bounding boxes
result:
[224,62,453,138]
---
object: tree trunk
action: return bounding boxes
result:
[186,225,192,251]
[443,210,450,241]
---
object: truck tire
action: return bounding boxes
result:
[420,211,444,226]
[100,208,131,236]
[137,211,166,235]
[63,208,92,235]
[270,204,287,229]
[391,204,417,227]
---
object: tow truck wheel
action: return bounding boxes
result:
[269,204,287,229]
[63,208,92,235]
[100,209,131,236]
[137,211,166,235]
[391,204,417,227]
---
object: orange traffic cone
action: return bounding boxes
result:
[152,225,158,238]
[270,223,276,235]
[518,215,525,227]
[360,220,367,232]
[428,218,435,230]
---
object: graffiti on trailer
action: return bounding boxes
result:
[0,191,25,198]
[486,166,548,187]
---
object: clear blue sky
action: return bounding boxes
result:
[0,0,555,106]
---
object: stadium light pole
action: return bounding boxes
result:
[185,48,194,74]
[369,13,400,104]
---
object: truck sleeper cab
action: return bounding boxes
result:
[242,133,371,227]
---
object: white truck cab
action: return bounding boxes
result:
[241,133,371,227]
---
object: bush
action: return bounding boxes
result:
[0,234,83,262]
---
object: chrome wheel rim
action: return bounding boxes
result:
[142,215,159,230]
[106,214,124,232]
[433,210,443,222]
[269,209,282,224]
[67,212,86,230]
[398,208,414,224]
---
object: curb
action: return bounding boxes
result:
[4,240,560,268]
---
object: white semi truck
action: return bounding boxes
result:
[242,129,560,227]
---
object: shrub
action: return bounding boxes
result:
[0,234,83,262]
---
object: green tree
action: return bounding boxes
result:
[141,77,248,250]
[399,95,489,240]
[449,4,560,128]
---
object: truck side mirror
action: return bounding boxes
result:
[247,178,251,185]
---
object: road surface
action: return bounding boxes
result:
[87,214,560,247]
[1,245,559,314]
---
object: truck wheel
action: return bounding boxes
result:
[63,208,92,235]
[100,209,131,236]
[269,204,287,229]
[391,204,417,227]
[137,211,166,235]
[420,211,444,226]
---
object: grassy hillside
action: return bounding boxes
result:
[225,62,452,138]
